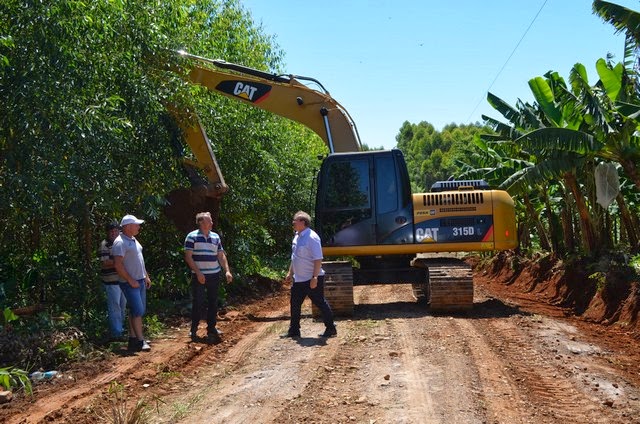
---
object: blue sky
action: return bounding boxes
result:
[240,1,637,150]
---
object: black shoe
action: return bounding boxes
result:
[280,331,301,339]
[206,333,222,345]
[127,338,143,352]
[127,337,138,351]
[319,327,337,338]
[190,333,201,342]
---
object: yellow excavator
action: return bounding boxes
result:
[169,51,518,313]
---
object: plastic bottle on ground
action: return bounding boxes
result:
[30,371,59,381]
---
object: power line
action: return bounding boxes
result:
[466,0,549,122]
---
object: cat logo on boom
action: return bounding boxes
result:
[215,80,272,104]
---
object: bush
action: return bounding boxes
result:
[0,312,87,370]
[0,367,32,395]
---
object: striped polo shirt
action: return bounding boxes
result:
[184,229,224,274]
[98,239,120,284]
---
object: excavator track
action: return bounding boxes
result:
[411,280,430,304]
[312,261,354,317]
[411,257,474,311]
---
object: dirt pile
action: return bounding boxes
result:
[472,251,640,336]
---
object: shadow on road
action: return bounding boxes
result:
[351,301,430,320]
[470,298,530,319]
[343,297,527,321]
[245,313,289,322]
[294,336,328,347]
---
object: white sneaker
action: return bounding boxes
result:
[141,340,151,351]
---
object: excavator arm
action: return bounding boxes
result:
[165,50,361,232]
[167,104,229,198]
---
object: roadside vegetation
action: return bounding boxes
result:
[0,0,638,398]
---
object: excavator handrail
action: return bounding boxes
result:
[179,50,292,84]
[178,50,331,94]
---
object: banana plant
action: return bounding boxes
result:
[458,119,557,253]
[592,1,640,53]
[480,71,600,255]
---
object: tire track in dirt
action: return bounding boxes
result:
[148,301,345,423]
[358,285,484,423]
[462,314,639,423]
[382,318,439,423]
[271,304,396,421]
[380,316,482,423]
[490,318,604,422]
[454,317,533,424]
[273,285,488,423]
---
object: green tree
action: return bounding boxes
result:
[396,121,489,192]
[0,0,327,337]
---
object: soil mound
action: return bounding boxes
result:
[473,251,639,336]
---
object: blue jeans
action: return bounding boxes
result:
[119,279,147,318]
[289,276,335,333]
[104,284,126,337]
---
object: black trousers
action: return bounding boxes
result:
[191,272,220,335]
[289,275,335,332]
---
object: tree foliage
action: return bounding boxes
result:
[0,0,327,338]
[396,121,491,192]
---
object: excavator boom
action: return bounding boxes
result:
[165,50,361,232]
[180,51,361,154]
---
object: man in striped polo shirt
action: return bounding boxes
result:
[184,211,233,344]
[98,221,128,340]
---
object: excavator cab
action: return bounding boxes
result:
[315,149,414,251]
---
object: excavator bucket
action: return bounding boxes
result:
[163,185,222,235]
[161,102,228,235]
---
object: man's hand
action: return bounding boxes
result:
[129,279,140,288]
[310,276,318,289]
[196,271,205,285]
[145,276,152,288]
[225,270,233,284]
[284,273,292,284]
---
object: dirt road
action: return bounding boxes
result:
[4,278,640,423]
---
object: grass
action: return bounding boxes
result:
[96,381,153,424]
[166,393,205,422]
[157,370,181,382]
